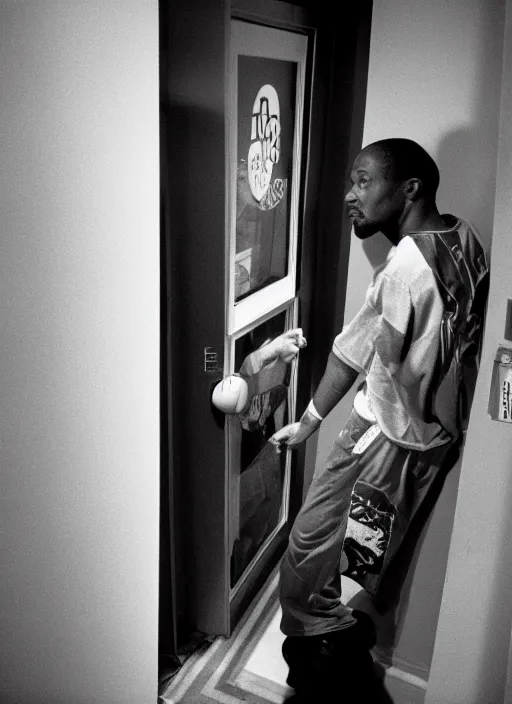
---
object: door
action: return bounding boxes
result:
[160,0,373,643]
[225,18,308,624]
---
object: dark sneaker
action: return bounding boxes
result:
[341,609,377,649]
[282,635,315,690]
[282,612,392,703]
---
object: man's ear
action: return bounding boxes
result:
[404,178,422,201]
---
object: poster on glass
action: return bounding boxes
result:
[228,21,307,334]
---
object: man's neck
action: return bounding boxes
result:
[383,202,447,246]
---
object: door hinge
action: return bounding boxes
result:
[204,346,223,374]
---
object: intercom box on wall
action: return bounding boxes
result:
[488,346,512,423]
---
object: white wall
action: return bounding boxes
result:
[314,0,505,676]
[427,2,512,700]
[0,3,160,703]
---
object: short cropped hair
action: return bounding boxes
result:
[365,138,440,197]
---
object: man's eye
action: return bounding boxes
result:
[358,177,370,188]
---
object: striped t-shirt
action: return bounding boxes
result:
[333,218,485,451]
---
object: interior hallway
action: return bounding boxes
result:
[4,1,512,703]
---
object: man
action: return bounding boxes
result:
[270,138,489,702]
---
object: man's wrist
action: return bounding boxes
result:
[306,400,323,421]
[298,403,322,435]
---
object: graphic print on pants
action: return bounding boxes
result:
[342,481,396,595]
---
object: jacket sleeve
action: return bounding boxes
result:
[332,273,413,375]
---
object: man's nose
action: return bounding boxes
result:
[344,187,356,204]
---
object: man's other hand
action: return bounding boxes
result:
[269,411,319,453]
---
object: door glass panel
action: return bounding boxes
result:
[229,311,291,588]
[235,57,297,302]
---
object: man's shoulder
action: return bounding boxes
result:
[382,236,435,290]
[412,215,488,282]
[448,216,489,274]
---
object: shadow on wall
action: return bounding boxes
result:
[435,127,496,252]
[429,15,505,697]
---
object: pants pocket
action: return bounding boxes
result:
[341,480,396,595]
[334,410,375,455]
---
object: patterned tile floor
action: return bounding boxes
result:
[160,569,426,704]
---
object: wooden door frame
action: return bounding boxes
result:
[159,0,373,647]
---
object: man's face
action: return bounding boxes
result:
[345,150,405,239]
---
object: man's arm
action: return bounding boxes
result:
[237,328,307,401]
[312,351,359,418]
[269,352,359,451]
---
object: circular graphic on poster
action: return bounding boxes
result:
[234,57,296,301]
[248,84,281,203]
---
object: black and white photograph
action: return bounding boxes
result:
[2,2,512,704]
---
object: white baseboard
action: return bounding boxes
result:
[384,664,427,704]
[387,664,427,689]
[391,653,429,684]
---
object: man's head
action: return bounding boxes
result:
[345,138,440,240]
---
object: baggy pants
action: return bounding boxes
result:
[280,409,458,637]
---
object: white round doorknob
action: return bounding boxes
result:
[211,375,249,414]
